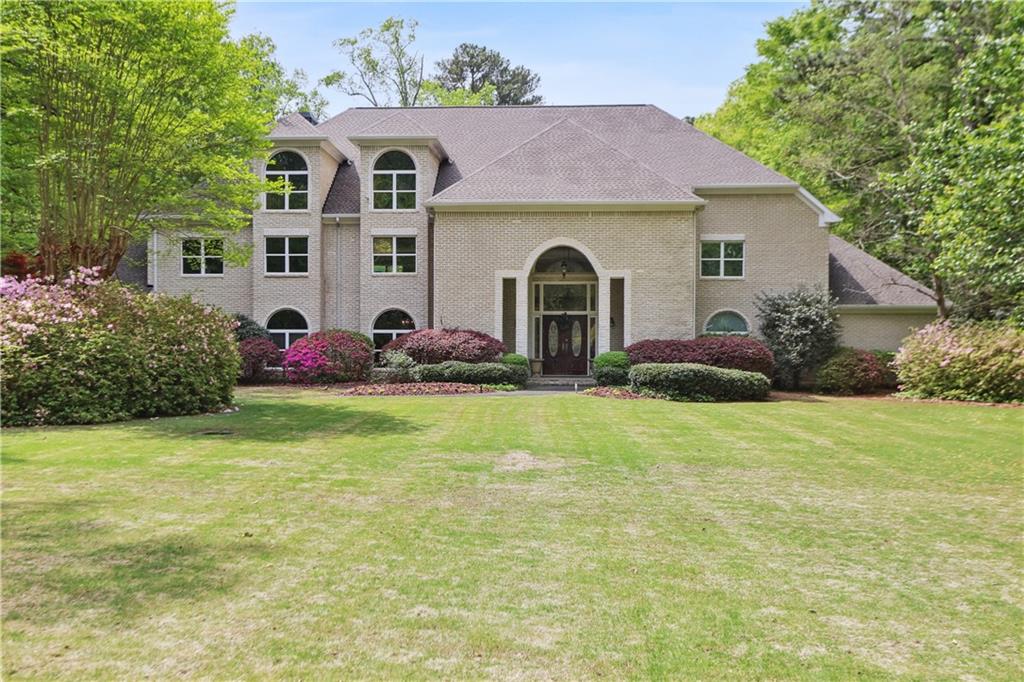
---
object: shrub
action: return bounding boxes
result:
[233,313,271,342]
[628,363,770,402]
[339,329,374,353]
[594,351,630,369]
[238,338,281,384]
[894,321,1024,402]
[593,351,631,386]
[624,337,774,377]
[872,351,898,389]
[1,269,239,425]
[282,329,372,384]
[381,349,417,383]
[414,361,528,386]
[755,286,840,388]
[383,328,506,364]
[816,348,886,395]
[502,352,529,367]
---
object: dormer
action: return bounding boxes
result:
[262,112,344,216]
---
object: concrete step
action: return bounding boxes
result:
[525,376,596,391]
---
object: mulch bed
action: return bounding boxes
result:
[338,382,496,396]
[581,386,648,400]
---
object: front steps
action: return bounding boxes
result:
[525,375,596,392]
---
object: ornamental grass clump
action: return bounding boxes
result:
[1,268,239,425]
[383,328,506,364]
[894,321,1024,403]
[281,330,373,384]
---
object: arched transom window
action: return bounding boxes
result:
[265,151,308,211]
[267,308,308,349]
[372,151,416,210]
[372,309,415,352]
[704,310,749,335]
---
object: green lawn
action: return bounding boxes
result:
[2,388,1021,679]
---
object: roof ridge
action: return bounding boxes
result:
[564,118,694,195]
[427,117,574,203]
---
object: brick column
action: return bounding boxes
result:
[598,275,611,354]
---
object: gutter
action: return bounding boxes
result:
[837,304,936,314]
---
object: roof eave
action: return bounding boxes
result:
[693,184,841,228]
[426,198,706,211]
[836,304,937,314]
[346,134,448,160]
[269,136,344,163]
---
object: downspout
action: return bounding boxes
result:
[335,216,342,327]
[692,206,700,339]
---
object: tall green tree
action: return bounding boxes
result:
[1,0,282,277]
[321,17,424,107]
[241,34,328,120]
[434,43,543,105]
[697,0,1018,319]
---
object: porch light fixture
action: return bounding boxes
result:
[560,246,569,278]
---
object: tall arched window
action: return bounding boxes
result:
[372,151,416,210]
[265,151,308,210]
[267,308,308,349]
[372,309,415,352]
[704,310,749,335]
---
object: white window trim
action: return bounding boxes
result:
[370,149,417,213]
[700,239,745,280]
[703,309,751,335]
[180,238,224,277]
[265,307,310,351]
[372,236,417,275]
[264,235,309,276]
[371,309,416,356]
[264,150,310,212]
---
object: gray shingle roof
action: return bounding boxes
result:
[311,105,793,208]
[349,111,435,138]
[428,118,701,205]
[829,235,935,306]
[269,112,324,139]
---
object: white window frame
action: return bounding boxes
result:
[700,240,745,279]
[265,308,309,351]
[264,235,309,276]
[264,151,309,212]
[371,150,416,212]
[703,309,751,335]
[180,238,224,277]
[372,236,417,275]
[371,309,416,358]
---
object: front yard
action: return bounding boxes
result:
[2,388,1021,679]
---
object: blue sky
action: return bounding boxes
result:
[230,2,805,119]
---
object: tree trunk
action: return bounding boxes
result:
[932,274,950,320]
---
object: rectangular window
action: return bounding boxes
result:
[700,240,744,278]
[181,238,224,276]
[372,236,416,273]
[372,171,416,210]
[265,236,308,274]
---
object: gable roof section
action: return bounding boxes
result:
[269,112,323,139]
[428,118,702,206]
[350,111,435,138]
[829,235,935,307]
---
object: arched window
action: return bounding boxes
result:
[372,309,415,352]
[266,308,308,349]
[265,151,308,210]
[704,310,749,335]
[372,151,416,210]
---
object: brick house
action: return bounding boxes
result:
[145,105,936,375]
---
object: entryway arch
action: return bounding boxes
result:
[528,245,598,375]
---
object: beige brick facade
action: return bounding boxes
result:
[150,139,923,364]
[838,310,935,351]
[695,193,828,336]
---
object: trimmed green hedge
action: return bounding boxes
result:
[629,363,770,402]
[502,353,530,368]
[415,361,529,386]
[594,351,631,386]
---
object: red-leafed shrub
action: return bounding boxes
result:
[282,330,373,384]
[1,251,42,280]
[340,382,496,396]
[625,336,774,377]
[382,328,506,364]
[238,337,282,384]
[816,348,887,395]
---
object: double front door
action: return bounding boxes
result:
[541,314,588,375]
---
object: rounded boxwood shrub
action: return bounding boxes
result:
[239,337,282,384]
[625,336,774,377]
[894,321,1024,403]
[502,352,529,367]
[383,328,506,364]
[594,351,631,386]
[233,313,271,342]
[1,269,239,425]
[414,361,528,386]
[628,363,770,402]
[816,348,886,395]
[282,329,373,384]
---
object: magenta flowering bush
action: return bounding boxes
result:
[281,330,372,384]
[382,328,506,365]
[1,268,239,425]
[894,321,1024,402]
[239,337,282,384]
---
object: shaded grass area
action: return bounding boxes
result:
[2,388,1021,679]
